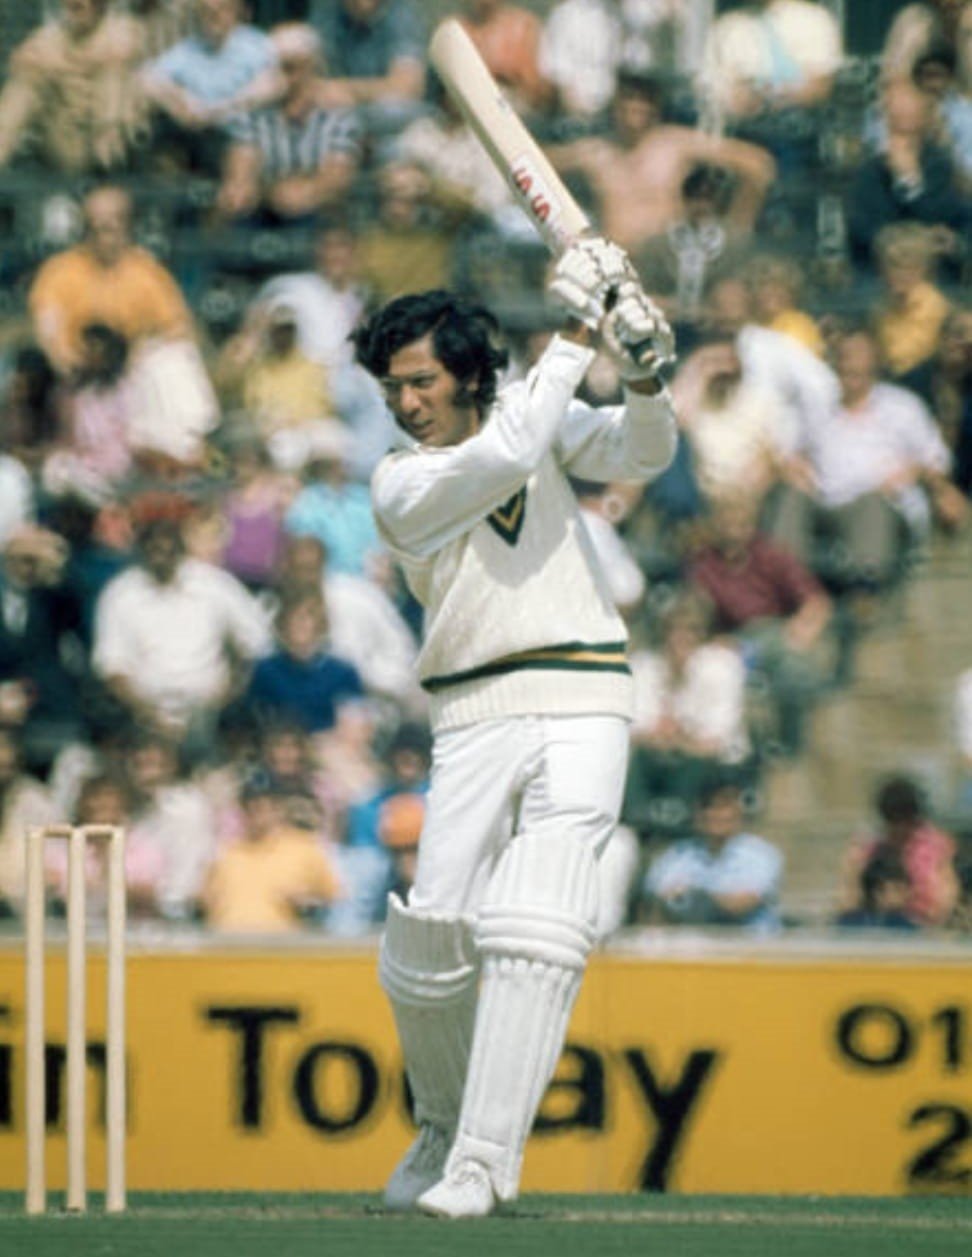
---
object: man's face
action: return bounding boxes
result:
[381,335,480,448]
[940,310,972,373]
[84,188,131,266]
[61,0,103,38]
[707,279,750,336]
[197,0,239,44]
[280,50,315,95]
[314,228,355,286]
[281,539,325,590]
[342,0,383,24]
[701,342,743,404]
[836,334,878,406]
[139,527,183,584]
[697,789,742,847]
[612,88,658,142]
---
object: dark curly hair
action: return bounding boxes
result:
[351,290,509,415]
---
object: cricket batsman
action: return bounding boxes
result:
[352,238,677,1217]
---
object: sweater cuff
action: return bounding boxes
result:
[546,333,597,378]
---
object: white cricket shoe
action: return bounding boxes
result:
[417,1158,496,1219]
[383,1124,453,1211]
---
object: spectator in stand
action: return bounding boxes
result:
[0,0,149,174]
[216,22,362,226]
[907,303,972,494]
[837,773,959,928]
[142,0,282,173]
[0,347,63,482]
[258,222,366,377]
[396,83,534,245]
[242,592,365,736]
[256,223,390,479]
[846,78,968,272]
[688,496,832,758]
[314,698,384,819]
[92,508,272,761]
[28,185,195,379]
[218,301,336,471]
[785,327,964,591]
[911,44,972,191]
[310,0,426,148]
[357,158,478,304]
[284,422,383,577]
[0,527,88,774]
[273,534,420,711]
[130,0,196,61]
[881,0,972,84]
[550,71,775,254]
[457,0,552,116]
[747,253,825,358]
[255,719,339,839]
[623,589,751,841]
[218,435,295,592]
[697,0,843,171]
[123,732,217,920]
[44,771,133,915]
[202,768,343,932]
[834,848,920,931]
[641,772,783,933]
[703,273,839,456]
[0,728,55,915]
[633,164,753,332]
[871,223,952,388]
[42,324,135,508]
[539,0,705,131]
[670,331,799,513]
[331,719,431,932]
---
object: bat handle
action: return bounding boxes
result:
[604,285,675,374]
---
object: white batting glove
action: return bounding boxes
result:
[548,236,635,329]
[602,279,676,381]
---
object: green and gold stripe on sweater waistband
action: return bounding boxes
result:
[422,641,630,693]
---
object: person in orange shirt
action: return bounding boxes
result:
[28,183,194,376]
[202,770,344,932]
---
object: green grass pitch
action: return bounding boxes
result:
[1,1193,970,1257]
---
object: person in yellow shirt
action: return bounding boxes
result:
[28,184,194,375]
[241,302,333,435]
[872,221,952,384]
[748,252,825,357]
[202,771,344,932]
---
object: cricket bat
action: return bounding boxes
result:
[428,18,670,369]
[428,17,590,254]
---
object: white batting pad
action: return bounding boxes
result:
[447,832,599,1200]
[379,894,479,1132]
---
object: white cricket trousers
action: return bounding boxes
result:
[408,713,630,917]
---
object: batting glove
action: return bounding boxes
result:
[548,236,635,329]
[601,279,676,381]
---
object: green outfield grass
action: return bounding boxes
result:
[1,1193,970,1257]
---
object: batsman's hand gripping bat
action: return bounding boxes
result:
[428,17,674,372]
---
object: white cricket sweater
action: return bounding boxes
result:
[371,336,677,730]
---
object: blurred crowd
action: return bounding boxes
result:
[0,0,970,938]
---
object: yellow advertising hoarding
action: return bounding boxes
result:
[0,939,969,1196]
